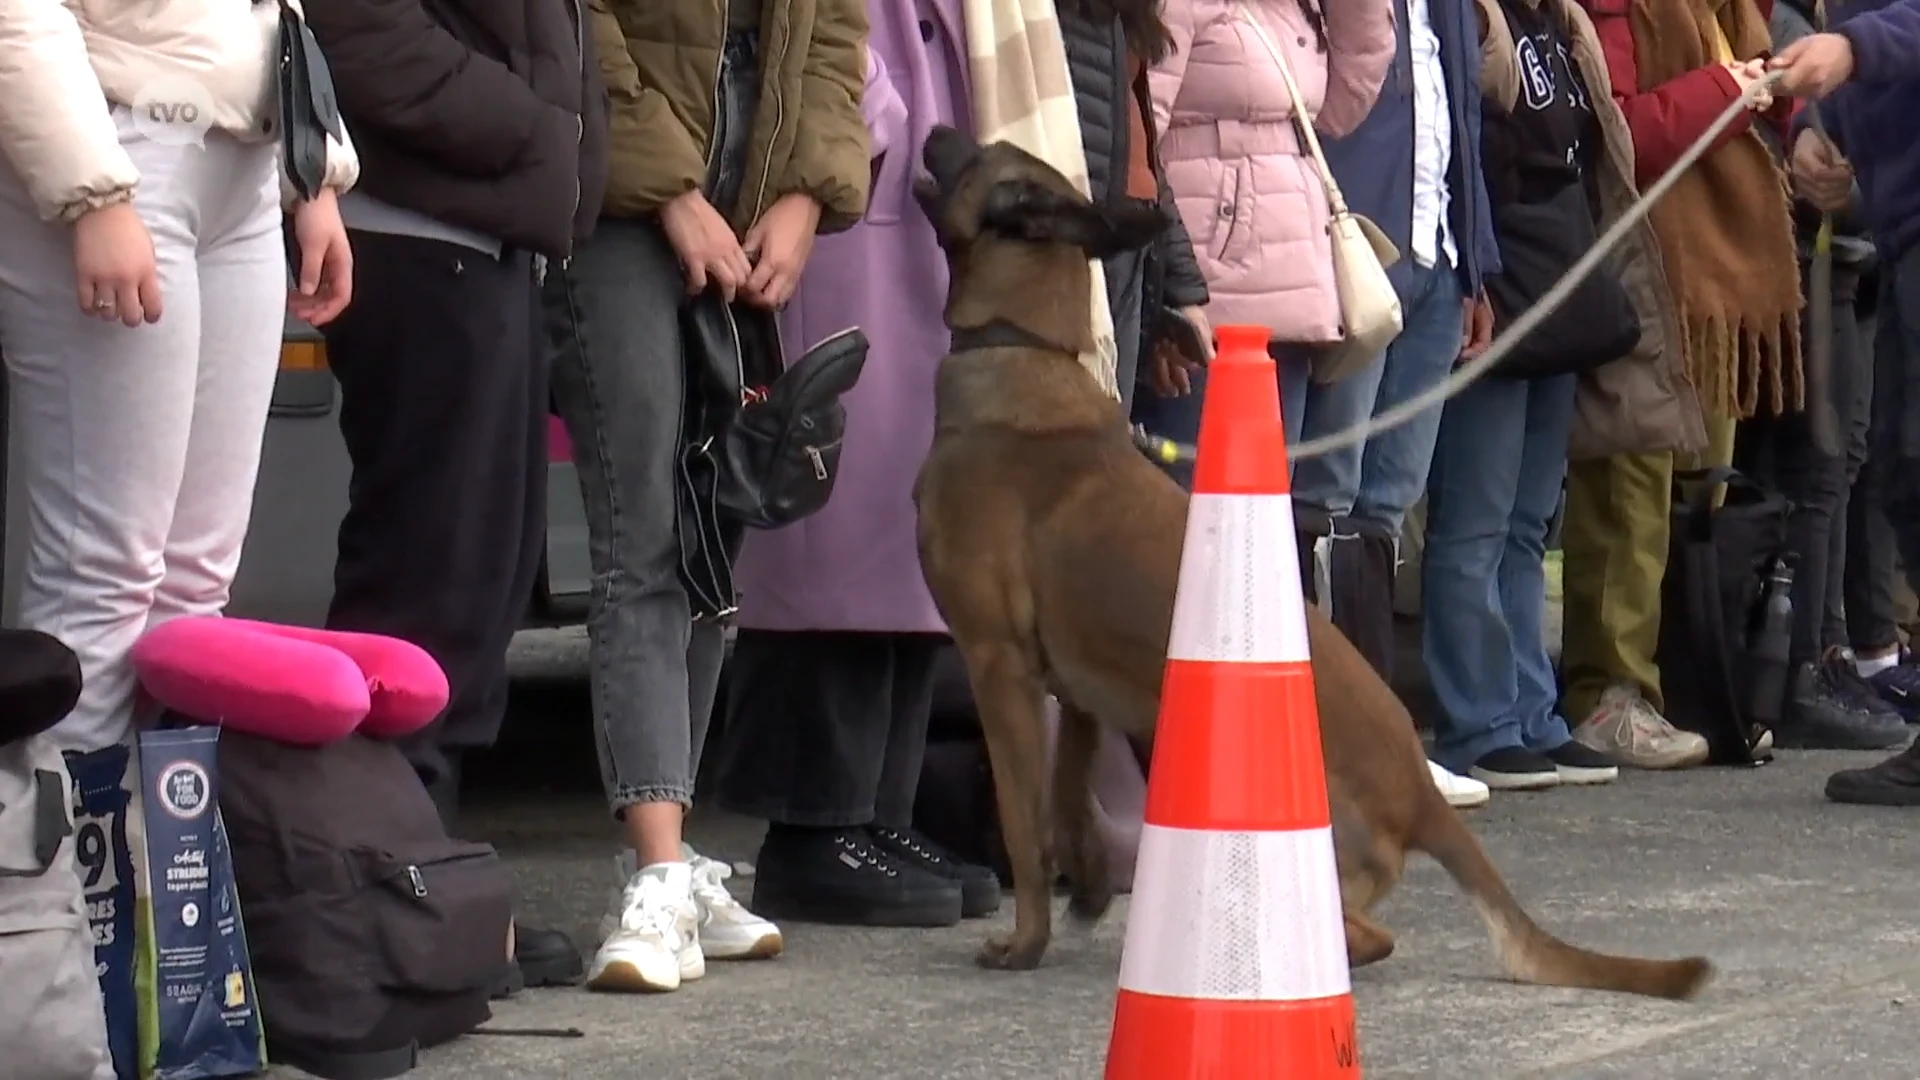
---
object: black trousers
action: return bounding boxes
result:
[715,630,941,829]
[320,231,547,786]
[1847,255,1918,654]
[1736,262,1874,665]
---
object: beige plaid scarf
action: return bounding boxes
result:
[963,0,1121,400]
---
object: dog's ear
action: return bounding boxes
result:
[980,182,1172,258]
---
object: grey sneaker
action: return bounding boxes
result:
[1570,685,1710,770]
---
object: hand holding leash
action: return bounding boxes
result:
[1283,69,1788,463]
[1769,32,1856,98]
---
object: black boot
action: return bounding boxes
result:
[513,926,585,989]
[1826,738,1920,805]
[1327,517,1398,682]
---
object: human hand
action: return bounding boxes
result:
[742,193,823,309]
[1790,128,1853,213]
[1723,59,1774,111]
[72,200,162,327]
[1769,32,1855,99]
[289,188,354,327]
[1148,306,1212,396]
[1459,291,1494,362]
[661,189,753,300]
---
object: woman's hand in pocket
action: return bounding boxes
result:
[289,188,354,327]
[72,201,162,328]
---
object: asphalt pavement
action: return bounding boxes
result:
[278,628,1920,1080]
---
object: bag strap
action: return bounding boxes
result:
[1231,2,1355,218]
[1676,540,1756,763]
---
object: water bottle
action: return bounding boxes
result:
[1748,556,1796,727]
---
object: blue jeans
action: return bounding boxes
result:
[1422,373,1579,773]
[1283,261,1465,530]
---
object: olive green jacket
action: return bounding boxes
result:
[586,0,871,234]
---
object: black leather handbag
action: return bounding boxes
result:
[676,294,870,617]
[1484,155,1641,380]
[719,326,868,530]
[676,291,754,621]
[272,0,346,201]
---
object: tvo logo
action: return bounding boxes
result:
[130,75,217,148]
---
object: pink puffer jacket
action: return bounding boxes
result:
[1150,0,1394,343]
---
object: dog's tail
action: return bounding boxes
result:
[1413,800,1713,1001]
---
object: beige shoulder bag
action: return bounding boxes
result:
[1235,2,1404,384]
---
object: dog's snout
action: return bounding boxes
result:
[921,125,978,192]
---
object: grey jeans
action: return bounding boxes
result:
[542,31,759,815]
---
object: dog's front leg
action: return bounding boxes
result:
[961,643,1054,971]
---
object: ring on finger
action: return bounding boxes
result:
[93,298,113,312]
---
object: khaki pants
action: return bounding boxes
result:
[1559,417,1737,722]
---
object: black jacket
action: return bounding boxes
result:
[1057,10,1209,312]
[307,0,611,260]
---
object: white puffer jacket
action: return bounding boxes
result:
[0,0,358,223]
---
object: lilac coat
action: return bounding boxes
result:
[733,0,972,634]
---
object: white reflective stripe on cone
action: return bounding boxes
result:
[1167,493,1311,665]
[1118,823,1351,1002]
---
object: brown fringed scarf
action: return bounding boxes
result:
[1628,0,1802,419]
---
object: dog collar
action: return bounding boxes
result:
[949,319,1073,356]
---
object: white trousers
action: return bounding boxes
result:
[0,110,285,753]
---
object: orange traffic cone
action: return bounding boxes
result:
[1105,324,1360,1079]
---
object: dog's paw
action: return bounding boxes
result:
[1066,882,1114,924]
[976,932,1045,971]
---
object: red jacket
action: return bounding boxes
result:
[1584,0,1797,187]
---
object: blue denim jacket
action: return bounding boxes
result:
[1321,0,1501,300]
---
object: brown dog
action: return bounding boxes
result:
[909,125,1711,1000]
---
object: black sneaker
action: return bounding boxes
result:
[1862,651,1920,723]
[1825,741,1920,806]
[1543,741,1620,785]
[1466,747,1561,791]
[750,826,964,928]
[868,825,1002,919]
[1775,659,1912,751]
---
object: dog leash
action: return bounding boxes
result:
[1133,70,1789,465]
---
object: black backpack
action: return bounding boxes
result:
[1653,468,1791,766]
[218,731,513,1080]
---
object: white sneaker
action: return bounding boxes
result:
[1427,759,1491,809]
[586,860,703,993]
[683,844,783,960]
[1570,685,1710,770]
